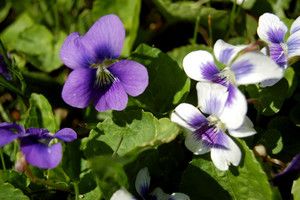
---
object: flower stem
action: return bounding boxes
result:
[73,181,80,200]
[192,14,201,45]
[25,167,70,192]
[0,149,6,170]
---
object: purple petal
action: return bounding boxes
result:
[269,43,287,68]
[60,32,93,69]
[25,128,52,139]
[0,123,25,147]
[267,28,286,43]
[287,31,300,59]
[21,141,62,169]
[231,59,253,81]
[0,55,11,80]
[109,60,148,96]
[94,79,128,111]
[81,14,125,61]
[0,129,19,147]
[62,68,96,108]
[54,128,77,142]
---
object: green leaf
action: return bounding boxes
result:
[1,13,64,72]
[81,187,102,200]
[23,93,57,132]
[246,79,289,116]
[0,182,29,200]
[81,109,180,157]
[91,0,141,56]
[267,0,291,17]
[292,178,300,200]
[62,140,82,181]
[89,156,128,199]
[0,1,11,23]
[181,140,276,200]
[131,44,190,114]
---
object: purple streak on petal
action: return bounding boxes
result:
[269,44,287,68]
[81,14,125,61]
[201,62,220,81]
[287,35,300,57]
[193,123,228,149]
[108,60,149,96]
[204,96,226,116]
[62,68,96,108]
[267,28,286,43]
[225,84,236,106]
[54,128,77,142]
[218,48,234,64]
[21,141,62,169]
[25,128,53,139]
[60,32,93,69]
[231,60,253,82]
[94,79,128,111]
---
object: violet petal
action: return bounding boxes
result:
[62,68,96,108]
[54,128,77,142]
[81,14,125,61]
[94,79,128,111]
[21,141,62,169]
[109,60,148,96]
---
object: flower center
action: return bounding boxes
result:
[207,115,226,132]
[220,68,236,85]
[280,42,288,56]
[92,59,117,87]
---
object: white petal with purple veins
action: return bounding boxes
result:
[171,103,207,131]
[183,50,220,81]
[228,116,256,138]
[260,78,281,87]
[210,135,241,171]
[287,31,300,59]
[218,84,247,130]
[135,167,150,198]
[214,39,247,65]
[196,82,228,116]
[231,52,283,85]
[257,13,287,44]
[110,188,136,200]
[184,133,210,155]
[290,16,300,35]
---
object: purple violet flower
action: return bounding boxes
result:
[60,14,149,112]
[110,167,190,200]
[0,55,12,80]
[257,13,300,86]
[171,82,256,171]
[0,122,77,169]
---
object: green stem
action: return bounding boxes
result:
[226,0,237,39]
[112,135,123,158]
[73,181,80,200]
[25,168,70,192]
[0,103,10,122]
[0,149,6,170]
[192,14,201,45]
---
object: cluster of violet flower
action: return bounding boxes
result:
[170,12,300,171]
[0,122,77,169]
